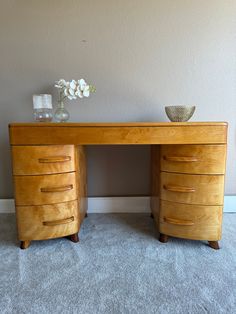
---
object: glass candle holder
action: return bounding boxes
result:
[33,94,53,122]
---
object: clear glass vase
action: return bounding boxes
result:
[33,94,53,122]
[54,101,70,122]
[34,108,53,122]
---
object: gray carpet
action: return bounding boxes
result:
[0,213,236,314]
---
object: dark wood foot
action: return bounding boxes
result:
[159,233,169,243]
[20,240,31,249]
[69,233,79,243]
[208,241,220,250]
[150,213,154,219]
[85,212,88,218]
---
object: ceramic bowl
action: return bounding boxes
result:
[165,105,196,122]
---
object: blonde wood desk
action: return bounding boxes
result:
[9,122,227,249]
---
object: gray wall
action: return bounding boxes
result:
[0,0,235,198]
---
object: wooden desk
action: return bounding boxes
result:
[9,122,227,250]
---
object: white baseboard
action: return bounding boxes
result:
[0,196,236,214]
[222,196,236,213]
[0,199,15,213]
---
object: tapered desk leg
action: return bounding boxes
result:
[69,233,79,243]
[159,234,169,243]
[20,240,31,249]
[208,241,220,250]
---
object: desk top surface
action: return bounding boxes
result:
[9,122,228,145]
[9,121,227,127]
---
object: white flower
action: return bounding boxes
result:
[70,80,77,90]
[55,77,94,102]
[75,89,83,98]
[64,88,69,96]
[69,88,75,96]
[59,79,66,85]
[55,79,66,89]
[83,85,90,97]
[78,79,87,91]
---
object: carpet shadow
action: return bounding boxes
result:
[103,213,158,239]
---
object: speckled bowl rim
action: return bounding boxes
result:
[165,105,196,109]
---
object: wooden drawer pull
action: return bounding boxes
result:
[164,216,194,226]
[40,185,73,193]
[38,156,71,163]
[163,184,196,193]
[43,216,74,226]
[163,156,198,162]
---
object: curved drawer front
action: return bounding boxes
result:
[16,200,79,240]
[159,200,222,241]
[12,145,75,175]
[161,144,226,174]
[14,172,77,205]
[160,172,224,205]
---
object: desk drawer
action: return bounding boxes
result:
[161,145,226,174]
[14,172,77,206]
[12,145,75,175]
[16,200,79,240]
[159,200,222,240]
[160,172,224,205]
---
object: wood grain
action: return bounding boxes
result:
[76,146,88,222]
[159,200,222,241]
[160,172,225,205]
[11,145,75,175]
[16,200,79,241]
[9,122,228,127]
[150,145,160,227]
[14,172,77,206]
[161,144,226,174]
[9,122,227,145]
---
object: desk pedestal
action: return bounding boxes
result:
[151,144,226,249]
[11,145,87,249]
